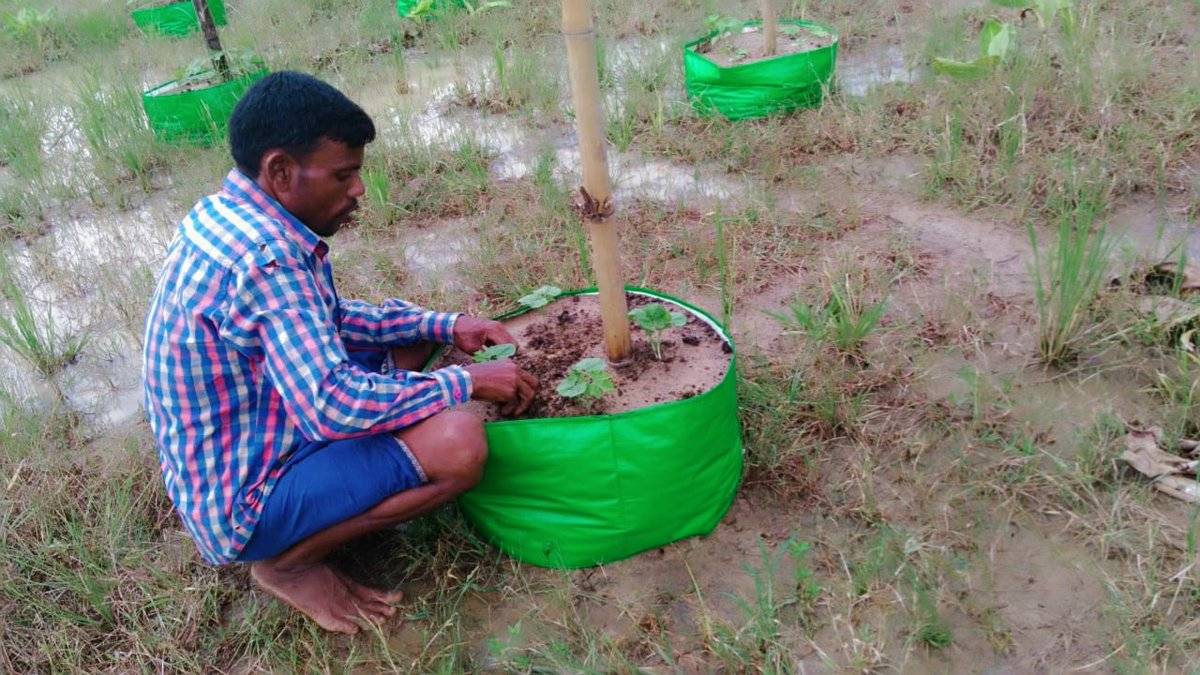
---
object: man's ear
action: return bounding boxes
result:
[260,149,296,195]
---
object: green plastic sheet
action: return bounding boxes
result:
[683,19,838,121]
[454,288,743,569]
[142,68,267,145]
[130,0,227,38]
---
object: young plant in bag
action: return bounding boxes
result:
[628,303,686,360]
[472,343,517,362]
[556,357,614,409]
[519,285,562,309]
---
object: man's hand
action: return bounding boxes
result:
[453,316,518,355]
[464,361,539,416]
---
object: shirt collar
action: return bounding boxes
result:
[220,169,329,259]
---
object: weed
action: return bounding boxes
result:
[0,257,87,378]
[771,271,887,355]
[72,72,164,193]
[1026,164,1115,365]
[0,91,45,181]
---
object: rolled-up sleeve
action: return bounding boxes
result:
[219,244,471,441]
[338,297,459,349]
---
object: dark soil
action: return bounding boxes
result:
[697,26,835,68]
[436,293,732,421]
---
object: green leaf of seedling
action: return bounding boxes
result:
[989,0,1029,7]
[575,357,608,373]
[931,56,996,80]
[979,18,1012,60]
[472,343,516,363]
[518,285,562,309]
[556,374,587,398]
[670,312,687,328]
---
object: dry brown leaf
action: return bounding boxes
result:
[1120,427,1200,504]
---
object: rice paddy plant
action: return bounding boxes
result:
[0,183,45,241]
[0,91,46,180]
[72,73,163,191]
[0,1,127,77]
[0,257,87,378]
[1026,166,1114,365]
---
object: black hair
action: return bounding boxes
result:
[229,71,376,177]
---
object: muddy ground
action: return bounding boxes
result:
[2,0,1200,672]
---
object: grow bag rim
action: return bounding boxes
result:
[683,19,840,75]
[427,286,736,428]
[143,67,269,99]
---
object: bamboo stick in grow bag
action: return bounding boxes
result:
[761,0,778,56]
[562,0,632,363]
[193,0,230,80]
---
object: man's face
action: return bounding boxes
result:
[279,138,365,238]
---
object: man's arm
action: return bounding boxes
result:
[338,297,458,349]
[219,244,471,441]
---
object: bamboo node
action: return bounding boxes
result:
[575,186,614,222]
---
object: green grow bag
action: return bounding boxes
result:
[396,0,466,18]
[142,68,267,145]
[456,287,743,569]
[683,19,839,121]
[130,0,227,38]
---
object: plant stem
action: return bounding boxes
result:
[561,0,631,363]
[761,0,778,56]
[192,0,230,81]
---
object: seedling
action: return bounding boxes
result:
[628,303,686,360]
[556,357,614,408]
[932,17,1012,80]
[518,285,561,309]
[472,343,516,363]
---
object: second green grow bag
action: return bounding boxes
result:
[456,288,743,569]
[683,19,839,121]
[130,0,227,38]
[142,68,267,145]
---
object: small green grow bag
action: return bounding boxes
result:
[683,19,839,121]
[130,0,227,38]
[396,0,466,18]
[142,68,267,145]
[455,287,743,569]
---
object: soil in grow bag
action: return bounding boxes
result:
[130,0,227,38]
[683,19,839,121]
[696,24,835,68]
[437,293,731,420]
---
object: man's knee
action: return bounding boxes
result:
[404,410,488,489]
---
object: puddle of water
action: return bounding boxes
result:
[1111,199,1200,263]
[837,45,917,97]
[1,196,175,431]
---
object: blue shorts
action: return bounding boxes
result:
[236,348,428,562]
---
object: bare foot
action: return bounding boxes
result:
[250,561,394,634]
[337,571,404,608]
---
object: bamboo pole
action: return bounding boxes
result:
[192,0,230,80]
[761,0,778,56]
[562,0,631,363]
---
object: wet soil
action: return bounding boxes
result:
[697,26,835,68]
[435,293,731,421]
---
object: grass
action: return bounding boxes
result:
[72,71,166,198]
[2,0,1200,671]
[0,257,86,379]
[1026,164,1116,365]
